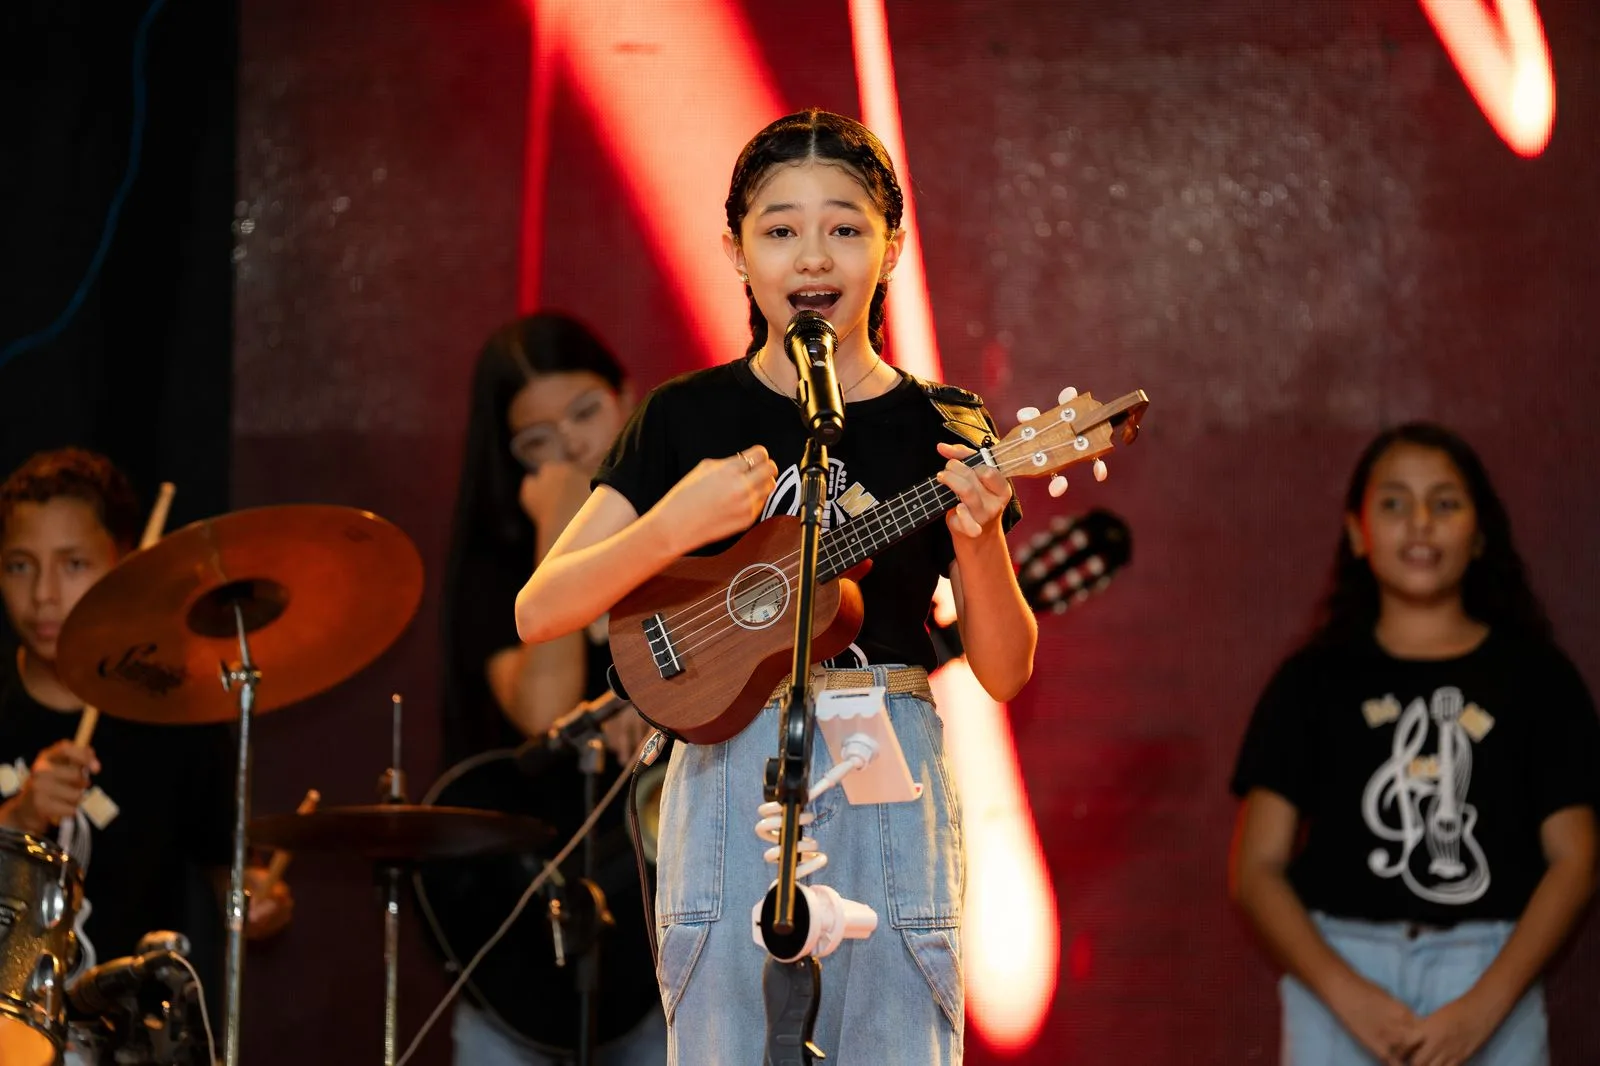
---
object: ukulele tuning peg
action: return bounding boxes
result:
[1058,386,1078,404]
[1016,406,1041,422]
[1048,475,1069,498]
[1093,458,1108,482]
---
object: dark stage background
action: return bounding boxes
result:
[5,0,1600,1063]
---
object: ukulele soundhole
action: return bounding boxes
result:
[727,563,790,630]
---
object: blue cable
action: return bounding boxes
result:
[0,0,171,371]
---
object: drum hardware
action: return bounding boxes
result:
[55,504,427,1066]
[249,695,551,1066]
[411,701,665,1058]
[67,930,211,1066]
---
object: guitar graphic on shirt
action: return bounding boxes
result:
[1361,686,1489,905]
[1423,688,1470,879]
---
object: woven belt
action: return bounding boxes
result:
[768,665,932,704]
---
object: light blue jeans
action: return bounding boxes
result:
[451,999,667,1066]
[1281,912,1548,1065]
[654,671,963,1066]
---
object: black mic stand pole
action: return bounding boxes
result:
[538,694,630,1066]
[572,730,608,1066]
[760,314,845,1065]
[759,431,827,1066]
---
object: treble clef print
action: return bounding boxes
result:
[1363,697,1429,879]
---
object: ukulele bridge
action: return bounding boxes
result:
[644,614,685,679]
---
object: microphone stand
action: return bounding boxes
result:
[538,694,628,1066]
[570,732,609,1066]
[761,315,843,1064]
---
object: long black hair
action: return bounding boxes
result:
[1310,422,1551,646]
[725,108,904,358]
[439,312,624,763]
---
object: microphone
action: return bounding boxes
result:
[514,691,633,775]
[68,949,187,1015]
[783,310,844,444]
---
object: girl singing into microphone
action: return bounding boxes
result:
[515,109,1038,1064]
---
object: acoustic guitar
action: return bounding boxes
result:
[609,387,1149,743]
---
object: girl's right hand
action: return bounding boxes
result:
[1328,974,1422,1066]
[656,446,777,554]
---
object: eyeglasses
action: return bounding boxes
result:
[509,388,612,472]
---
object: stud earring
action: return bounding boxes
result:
[880,273,893,284]
[739,271,749,284]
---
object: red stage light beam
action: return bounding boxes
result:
[1418,0,1555,156]
[522,0,783,359]
[852,1,1062,1046]
[847,0,939,379]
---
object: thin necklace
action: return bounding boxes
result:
[752,352,883,399]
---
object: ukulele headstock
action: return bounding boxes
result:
[993,386,1150,484]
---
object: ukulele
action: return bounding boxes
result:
[608,387,1149,744]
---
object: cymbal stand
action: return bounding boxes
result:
[218,602,261,1066]
[376,694,407,1066]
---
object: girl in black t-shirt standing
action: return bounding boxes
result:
[515,110,1037,1065]
[1231,423,1599,1066]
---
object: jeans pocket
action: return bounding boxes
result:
[654,921,712,1027]
[901,928,964,1032]
[655,741,726,924]
[883,697,962,929]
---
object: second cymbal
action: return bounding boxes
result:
[55,504,424,725]
[250,805,554,862]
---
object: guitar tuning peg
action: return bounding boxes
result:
[1016,406,1040,422]
[1048,475,1069,498]
[1058,386,1078,404]
[1093,458,1108,482]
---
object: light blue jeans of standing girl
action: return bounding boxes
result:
[653,668,964,1066]
[1281,912,1548,1065]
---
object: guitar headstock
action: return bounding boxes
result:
[1013,508,1132,614]
[990,386,1150,488]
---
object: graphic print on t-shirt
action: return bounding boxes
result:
[1361,686,1496,905]
[760,456,880,531]
[760,457,876,669]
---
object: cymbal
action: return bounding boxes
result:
[55,504,424,725]
[250,805,554,862]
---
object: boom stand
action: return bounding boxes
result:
[566,732,613,1066]
[760,433,830,1065]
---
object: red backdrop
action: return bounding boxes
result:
[233,1,1600,1062]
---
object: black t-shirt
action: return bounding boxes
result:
[1230,630,1600,924]
[594,359,1020,672]
[0,656,235,961]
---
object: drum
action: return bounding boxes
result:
[0,828,85,1066]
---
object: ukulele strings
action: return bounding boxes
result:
[656,424,1094,661]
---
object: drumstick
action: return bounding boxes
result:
[74,482,177,750]
[256,789,320,894]
[138,481,177,553]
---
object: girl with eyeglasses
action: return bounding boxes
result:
[436,311,665,1066]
